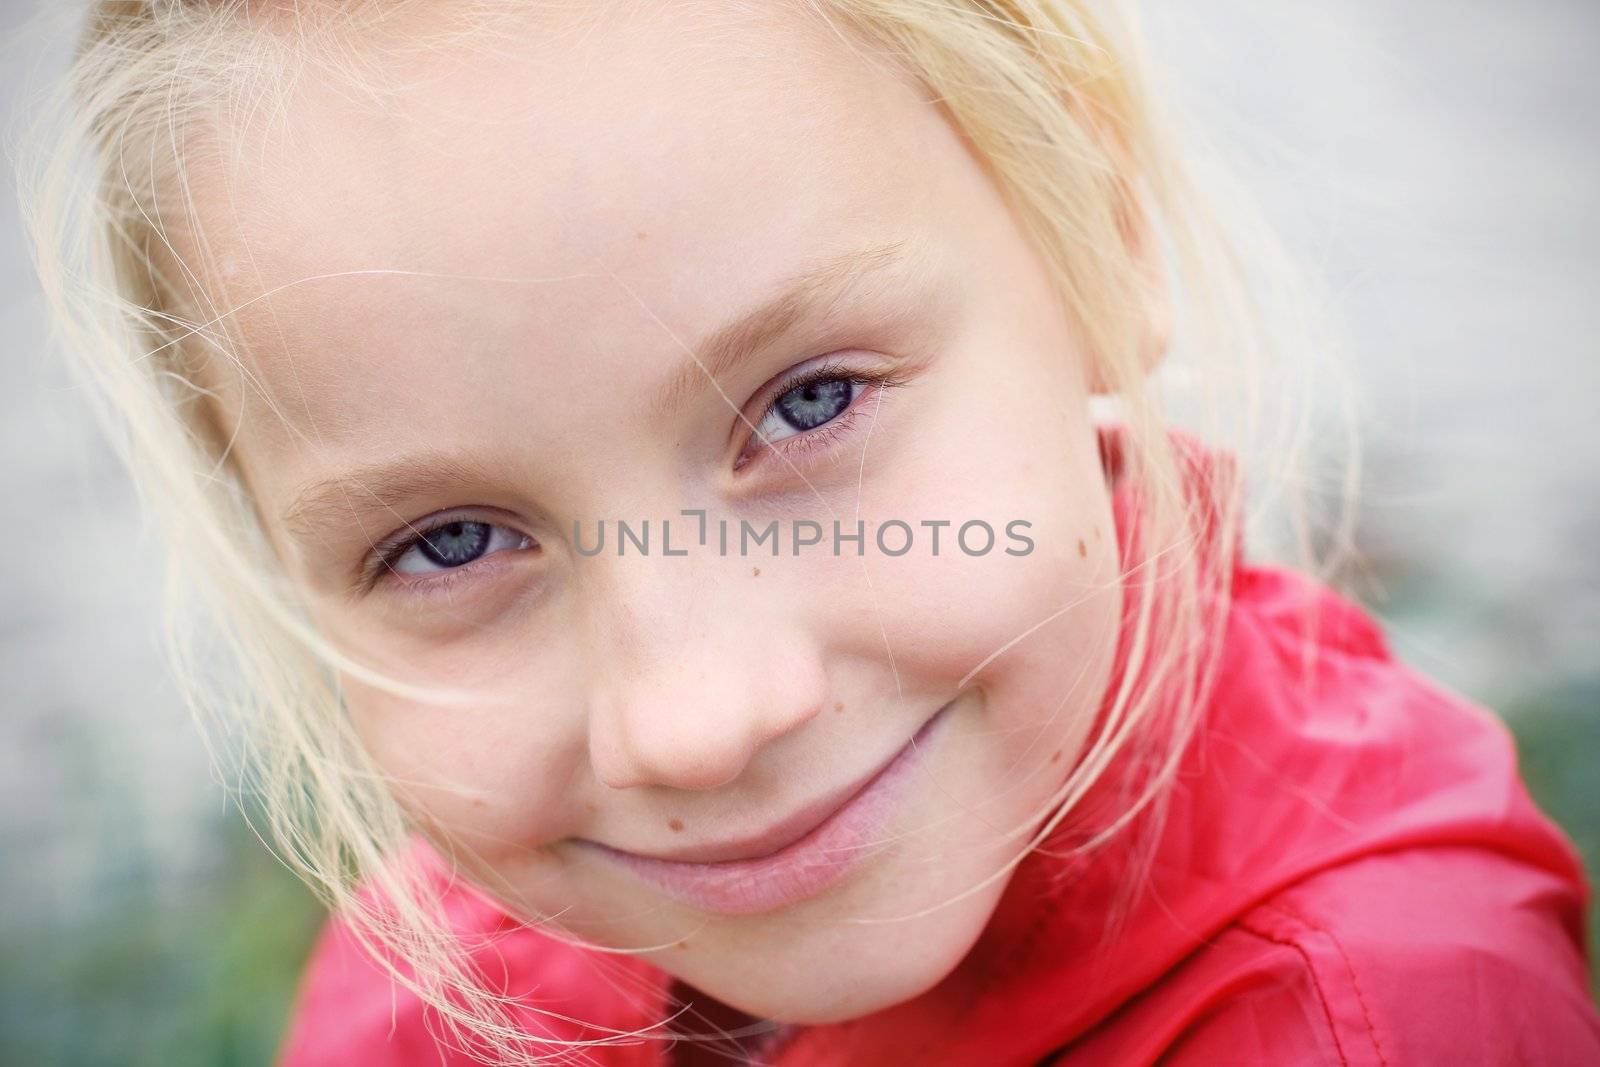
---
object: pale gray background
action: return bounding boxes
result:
[2,2,1596,1063]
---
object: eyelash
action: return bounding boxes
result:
[362,357,907,594]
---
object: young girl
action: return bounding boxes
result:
[19,1,1599,1064]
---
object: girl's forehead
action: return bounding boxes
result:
[191,2,932,288]
[183,2,950,430]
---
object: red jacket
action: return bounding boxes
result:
[278,432,1600,1065]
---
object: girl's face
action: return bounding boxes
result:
[189,2,1122,1023]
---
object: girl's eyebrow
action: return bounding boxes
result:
[651,236,920,420]
[281,452,507,551]
[279,237,928,551]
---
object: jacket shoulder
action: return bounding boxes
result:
[1052,565,1600,1065]
[1236,845,1598,1064]
[1096,845,1600,1066]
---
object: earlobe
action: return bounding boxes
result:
[1088,173,1171,396]
[1122,173,1173,379]
[1138,240,1172,377]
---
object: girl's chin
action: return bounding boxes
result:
[651,875,1011,1025]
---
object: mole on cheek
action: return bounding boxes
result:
[1077,538,1087,557]
[668,818,685,832]
[834,701,845,714]
[752,566,761,577]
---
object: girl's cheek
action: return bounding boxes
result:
[341,679,584,857]
[816,408,1119,708]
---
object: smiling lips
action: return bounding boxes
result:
[578,703,950,916]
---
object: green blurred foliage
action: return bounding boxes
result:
[1502,675,1600,995]
[0,812,322,1067]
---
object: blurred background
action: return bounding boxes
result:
[2,1,1596,1063]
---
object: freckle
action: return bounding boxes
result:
[1077,539,1087,558]
[471,798,486,808]
[635,230,649,240]
[585,802,598,813]
[676,940,689,950]
[834,701,845,713]
[752,566,760,577]
[668,818,684,832]
[1050,750,1063,763]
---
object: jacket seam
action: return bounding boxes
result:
[1235,902,1388,1067]
[1229,913,1352,1067]
[1259,900,1390,1067]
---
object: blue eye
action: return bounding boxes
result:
[751,367,866,448]
[771,377,858,433]
[386,519,532,577]
[736,356,914,470]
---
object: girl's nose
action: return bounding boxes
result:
[584,567,829,792]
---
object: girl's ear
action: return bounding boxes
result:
[1127,178,1173,377]
[1088,171,1171,396]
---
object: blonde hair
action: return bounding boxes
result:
[14,0,1357,1062]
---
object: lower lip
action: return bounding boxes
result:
[582,704,949,917]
